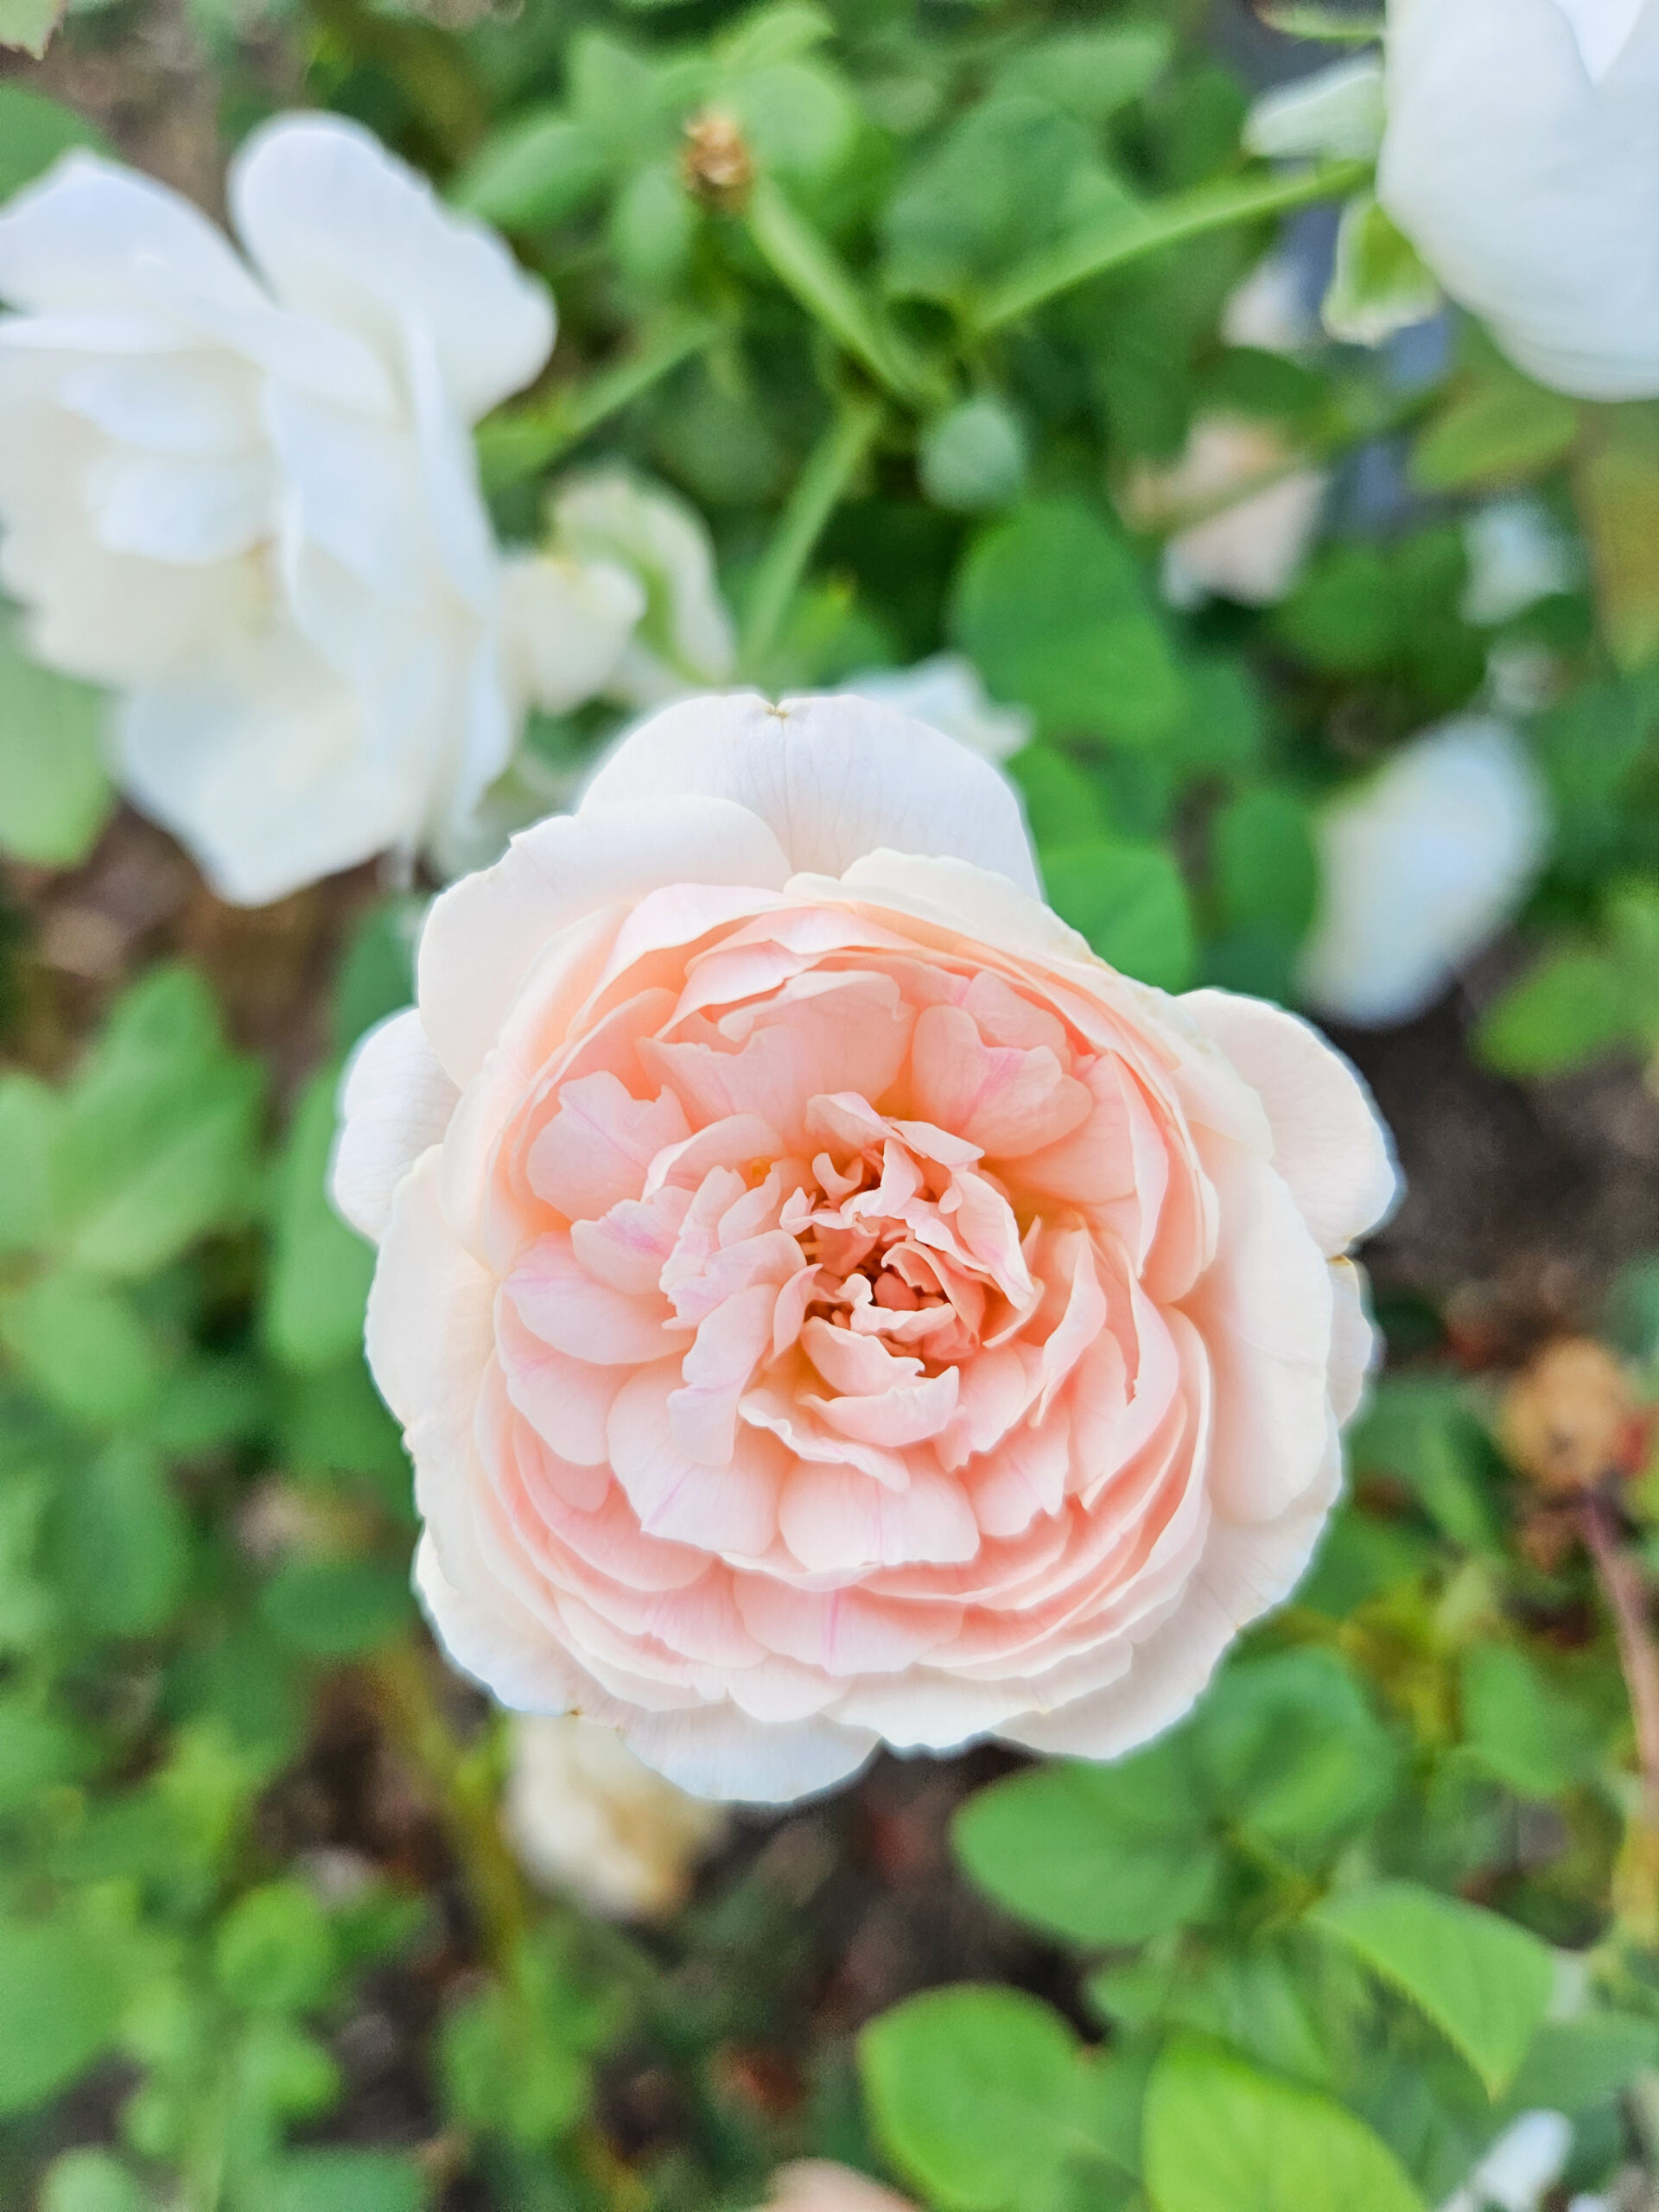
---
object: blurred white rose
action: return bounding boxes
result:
[546,468,736,709]
[1222,250,1319,355]
[1379,0,1659,397]
[0,115,556,904]
[756,2166,917,2212]
[504,1713,728,1919]
[1439,2111,1573,2212]
[1128,416,1327,609]
[838,653,1032,762]
[1461,499,1579,627]
[1244,54,1386,163]
[1298,717,1552,1027]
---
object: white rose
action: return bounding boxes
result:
[1378,0,1659,398]
[546,468,736,710]
[503,1713,727,1918]
[1126,416,1327,610]
[836,655,1032,764]
[1439,2112,1573,2212]
[1298,718,1552,1027]
[0,116,556,904]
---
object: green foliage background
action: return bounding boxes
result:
[7,0,1659,2206]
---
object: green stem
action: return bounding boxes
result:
[741,395,884,676]
[746,177,946,411]
[477,314,717,494]
[973,158,1371,334]
[372,1643,528,1970]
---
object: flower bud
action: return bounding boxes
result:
[1501,1338,1646,1497]
[919,397,1028,513]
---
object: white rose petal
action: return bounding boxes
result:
[1129,416,1327,609]
[1438,2112,1573,2212]
[1379,0,1659,397]
[504,1713,728,1918]
[0,116,562,904]
[837,654,1032,763]
[1298,716,1552,1027]
[1461,498,1579,627]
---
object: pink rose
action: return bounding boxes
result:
[335,695,1395,1802]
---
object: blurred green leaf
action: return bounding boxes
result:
[859,1986,1096,2212]
[1311,1881,1554,2095]
[955,1740,1221,1948]
[1143,2038,1422,2212]
[1043,839,1196,990]
[0,1915,125,2116]
[953,499,1185,744]
[265,1066,374,1374]
[51,1440,188,1637]
[1459,1644,1599,1798]
[3,1272,162,1425]
[259,1555,412,1658]
[1412,370,1580,495]
[215,1882,336,2013]
[39,2149,150,2212]
[255,2151,422,2212]
[0,85,105,194]
[0,611,112,864]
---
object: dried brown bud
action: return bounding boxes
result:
[682,111,753,209]
[1501,1337,1647,1497]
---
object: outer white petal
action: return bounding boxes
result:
[580,691,1041,893]
[0,151,268,324]
[1380,0,1659,397]
[417,795,794,1084]
[1297,716,1551,1027]
[616,1700,878,1804]
[116,634,429,906]
[837,654,1033,764]
[1179,988,1398,1257]
[498,551,645,715]
[0,151,389,411]
[332,1009,460,1245]
[229,114,556,422]
[551,469,735,698]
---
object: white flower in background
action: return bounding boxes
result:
[1222,250,1319,355]
[837,654,1032,763]
[1298,717,1552,1027]
[1128,416,1327,609]
[0,115,555,905]
[504,1713,727,1919]
[1379,0,1659,398]
[1243,54,1386,163]
[755,2166,917,2212]
[1438,2111,1573,2212]
[1461,499,1579,627]
[545,468,736,710]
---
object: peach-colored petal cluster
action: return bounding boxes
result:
[336,694,1395,1802]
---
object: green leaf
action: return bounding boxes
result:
[259,1555,413,1659]
[974,160,1368,334]
[1311,1881,1554,2095]
[51,1441,188,1637]
[954,1738,1221,1948]
[1198,1648,1397,1858]
[0,612,113,866]
[0,0,64,60]
[952,499,1184,745]
[451,110,611,228]
[216,1881,337,2013]
[1412,372,1580,495]
[52,965,263,1278]
[1507,2013,1659,2113]
[1211,787,1318,940]
[1578,405,1659,670]
[2,1271,162,1425]
[0,86,105,196]
[1143,2039,1423,2212]
[1474,944,1635,1077]
[255,2151,422,2212]
[441,1974,589,2146]
[859,1986,1092,2212]
[265,1066,375,1373]
[0,1073,56,1255]
[39,2149,150,2212]
[1322,194,1440,346]
[1043,840,1196,990]
[993,25,1173,123]
[1459,1645,1599,1798]
[0,1700,93,1810]
[0,1916,124,2116]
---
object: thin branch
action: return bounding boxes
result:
[740,394,884,677]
